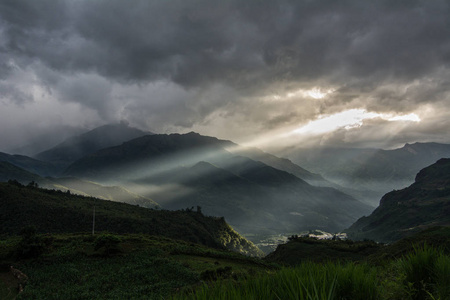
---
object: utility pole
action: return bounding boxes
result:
[92,201,96,235]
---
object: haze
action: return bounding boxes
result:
[1,0,450,154]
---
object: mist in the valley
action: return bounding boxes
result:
[61,138,373,238]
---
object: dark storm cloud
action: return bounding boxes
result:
[2,0,447,89]
[1,0,450,149]
[0,82,33,106]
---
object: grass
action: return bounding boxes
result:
[398,244,450,300]
[0,232,274,300]
[3,230,450,299]
[173,262,379,300]
[19,252,198,299]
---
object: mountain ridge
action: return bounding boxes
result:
[345,158,450,242]
[34,122,152,172]
[283,142,450,206]
[64,132,372,235]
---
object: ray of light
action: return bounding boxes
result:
[292,109,421,136]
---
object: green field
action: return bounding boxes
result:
[1,228,450,299]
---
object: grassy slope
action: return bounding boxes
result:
[0,182,262,257]
[2,227,450,299]
[264,237,382,266]
[0,233,273,300]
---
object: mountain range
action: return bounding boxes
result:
[283,142,450,206]
[2,123,450,244]
[62,132,372,235]
[346,158,450,243]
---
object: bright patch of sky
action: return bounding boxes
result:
[293,109,421,135]
[268,87,335,101]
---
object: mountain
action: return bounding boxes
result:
[283,142,450,206]
[5,125,85,156]
[34,122,152,172]
[345,158,450,243]
[64,132,372,236]
[234,147,334,187]
[0,152,59,177]
[0,162,157,208]
[0,181,262,256]
[0,161,49,184]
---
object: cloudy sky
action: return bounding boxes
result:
[1,0,450,153]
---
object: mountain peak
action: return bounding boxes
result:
[34,123,152,170]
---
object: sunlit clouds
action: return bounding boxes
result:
[306,88,335,99]
[0,0,449,152]
[292,109,421,136]
[265,87,335,102]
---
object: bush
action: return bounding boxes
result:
[93,234,122,256]
[15,226,45,259]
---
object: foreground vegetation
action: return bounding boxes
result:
[2,181,450,299]
[1,228,450,299]
[0,232,273,300]
[175,244,450,300]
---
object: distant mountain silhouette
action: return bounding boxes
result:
[64,132,372,235]
[285,142,450,205]
[235,147,333,187]
[0,161,157,208]
[0,151,58,177]
[0,161,47,184]
[34,122,152,172]
[346,158,450,242]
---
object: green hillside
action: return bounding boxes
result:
[0,233,272,300]
[0,182,262,257]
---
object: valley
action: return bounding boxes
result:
[1,124,450,299]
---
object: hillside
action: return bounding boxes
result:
[34,122,151,171]
[0,182,262,256]
[64,132,372,235]
[346,158,450,243]
[0,232,272,300]
[234,147,332,187]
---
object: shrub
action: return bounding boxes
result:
[94,234,121,256]
[15,226,45,259]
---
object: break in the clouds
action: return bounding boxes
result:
[1,0,450,152]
